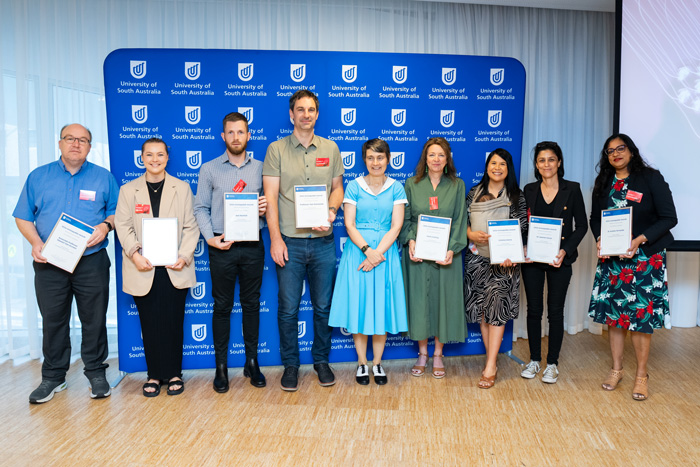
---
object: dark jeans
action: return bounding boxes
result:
[276,234,336,368]
[521,262,572,365]
[209,237,265,364]
[33,248,110,381]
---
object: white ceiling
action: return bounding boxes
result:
[416,0,615,13]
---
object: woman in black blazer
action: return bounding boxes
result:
[588,133,677,401]
[521,141,587,384]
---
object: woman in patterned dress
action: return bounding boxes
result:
[464,148,527,388]
[589,134,677,401]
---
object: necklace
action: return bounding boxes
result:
[365,175,387,194]
[146,179,165,193]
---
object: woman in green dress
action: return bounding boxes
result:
[399,137,468,379]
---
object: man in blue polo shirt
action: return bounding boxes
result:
[14,123,119,404]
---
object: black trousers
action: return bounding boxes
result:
[133,267,187,381]
[521,262,573,365]
[33,248,110,381]
[208,237,265,364]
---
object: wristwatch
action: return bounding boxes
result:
[329,206,337,214]
[361,244,369,253]
[102,221,113,232]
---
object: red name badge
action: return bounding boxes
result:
[233,179,247,193]
[626,190,643,203]
[135,204,150,214]
[429,196,439,210]
[316,157,330,167]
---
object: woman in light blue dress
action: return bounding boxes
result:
[329,138,408,385]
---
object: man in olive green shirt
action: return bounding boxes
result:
[263,89,343,391]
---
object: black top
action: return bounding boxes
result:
[590,168,677,256]
[524,178,588,266]
[534,189,556,218]
[147,180,164,218]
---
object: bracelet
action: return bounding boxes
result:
[361,244,369,253]
[102,221,113,232]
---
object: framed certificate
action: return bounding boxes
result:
[41,213,95,273]
[414,214,451,262]
[600,207,633,256]
[487,219,525,264]
[527,216,563,264]
[224,192,259,241]
[141,217,179,266]
[294,185,330,229]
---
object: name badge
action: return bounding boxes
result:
[233,179,247,193]
[316,157,330,167]
[429,196,439,210]
[135,204,150,214]
[79,190,96,201]
[626,190,643,203]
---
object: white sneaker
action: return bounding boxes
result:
[542,364,559,384]
[520,360,541,379]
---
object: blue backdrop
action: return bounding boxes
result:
[103,48,526,372]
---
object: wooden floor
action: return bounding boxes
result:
[2,328,700,466]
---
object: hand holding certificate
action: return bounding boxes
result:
[294,185,330,229]
[526,216,563,264]
[599,207,633,257]
[41,213,95,273]
[141,217,179,266]
[414,215,452,262]
[224,193,259,241]
[487,219,525,265]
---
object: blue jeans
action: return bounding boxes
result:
[276,234,336,368]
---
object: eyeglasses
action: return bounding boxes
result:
[62,136,91,146]
[605,144,626,156]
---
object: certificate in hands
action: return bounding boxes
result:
[224,192,259,241]
[600,207,633,256]
[527,216,563,264]
[487,219,525,264]
[294,185,330,229]
[42,213,95,273]
[414,214,451,262]
[141,217,179,266]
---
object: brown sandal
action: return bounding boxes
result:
[602,368,624,391]
[411,353,429,377]
[432,354,445,379]
[478,370,497,389]
[632,374,649,401]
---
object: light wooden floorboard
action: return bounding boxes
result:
[2,328,699,466]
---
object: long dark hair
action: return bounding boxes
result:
[413,137,457,183]
[592,133,654,198]
[474,148,520,204]
[532,141,565,181]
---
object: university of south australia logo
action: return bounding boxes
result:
[440,110,455,128]
[246,151,254,159]
[132,105,147,124]
[134,150,145,169]
[238,63,254,81]
[340,236,349,252]
[186,150,202,170]
[393,66,408,84]
[192,324,207,342]
[342,65,357,83]
[185,106,201,125]
[238,107,253,125]
[341,108,356,126]
[340,328,352,336]
[130,61,146,79]
[341,152,355,170]
[490,68,505,86]
[290,64,306,82]
[190,282,206,300]
[391,109,406,127]
[185,62,200,80]
[194,238,205,257]
[298,321,306,338]
[488,110,503,128]
[390,151,405,170]
[442,68,457,85]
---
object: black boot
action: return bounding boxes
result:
[243,357,266,388]
[213,363,229,393]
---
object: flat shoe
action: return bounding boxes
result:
[602,368,624,391]
[478,371,497,389]
[411,353,429,377]
[432,354,446,379]
[167,379,184,396]
[142,382,161,397]
[632,374,649,401]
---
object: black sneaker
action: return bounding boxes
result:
[280,366,299,392]
[89,375,112,399]
[29,380,67,404]
[313,363,336,387]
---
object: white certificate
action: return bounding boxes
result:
[527,216,563,264]
[600,207,633,256]
[487,219,525,264]
[414,215,452,262]
[141,217,179,266]
[42,213,95,273]
[224,192,259,241]
[294,185,330,229]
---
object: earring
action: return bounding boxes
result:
[444,166,447,174]
[425,166,428,173]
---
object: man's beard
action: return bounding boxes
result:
[227,141,247,156]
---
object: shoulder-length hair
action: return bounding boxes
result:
[532,141,565,181]
[592,133,653,198]
[474,148,521,204]
[413,137,457,183]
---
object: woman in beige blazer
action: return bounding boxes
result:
[115,138,200,397]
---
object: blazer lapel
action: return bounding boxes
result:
[552,179,571,217]
[159,172,178,217]
[134,175,153,218]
